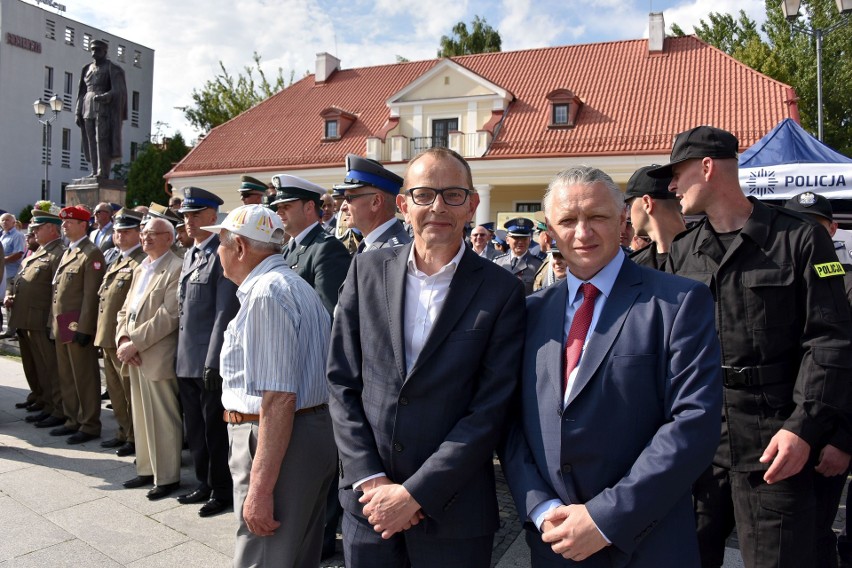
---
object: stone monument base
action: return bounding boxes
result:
[65,177,126,209]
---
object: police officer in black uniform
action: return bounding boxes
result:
[784,191,852,568]
[649,126,852,568]
[624,165,685,270]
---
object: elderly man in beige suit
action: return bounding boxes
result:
[116,217,184,500]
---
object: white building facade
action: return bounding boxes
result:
[0,0,153,216]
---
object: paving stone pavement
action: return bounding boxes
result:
[0,343,846,567]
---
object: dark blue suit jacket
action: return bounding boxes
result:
[501,257,722,567]
[327,242,525,539]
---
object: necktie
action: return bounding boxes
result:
[356,241,366,254]
[564,283,600,393]
[510,256,518,270]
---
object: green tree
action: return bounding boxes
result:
[178,52,289,134]
[125,133,190,207]
[438,16,502,57]
[672,1,852,155]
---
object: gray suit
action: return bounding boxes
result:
[89,225,114,253]
[176,235,240,501]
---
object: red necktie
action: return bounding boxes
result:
[564,283,600,393]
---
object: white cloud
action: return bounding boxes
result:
[498,0,566,49]
[663,0,766,35]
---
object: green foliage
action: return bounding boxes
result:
[178,52,288,134]
[18,206,32,224]
[438,16,502,57]
[125,133,190,207]
[672,0,852,156]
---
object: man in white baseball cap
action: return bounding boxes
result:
[202,205,336,567]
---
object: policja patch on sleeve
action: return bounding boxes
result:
[813,262,846,278]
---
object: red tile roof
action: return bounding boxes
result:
[168,36,797,178]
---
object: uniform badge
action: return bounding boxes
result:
[117,281,124,288]
[68,321,78,331]
[191,269,200,282]
[813,261,845,278]
[93,261,102,270]
[798,192,817,207]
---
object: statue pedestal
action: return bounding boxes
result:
[65,177,127,209]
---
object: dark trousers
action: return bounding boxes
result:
[814,470,848,568]
[177,376,231,500]
[342,510,493,568]
[694,464,815,568]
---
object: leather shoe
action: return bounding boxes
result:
[198,497,232,517]
[25,411,51,423]
[25,402,44,412]
[35,416,65,428]
[101,390,110,400]
[15,400,32,409]
[116,442,136,457]
[147,483,180,501]
[49,425,76,436]
[177,488,211,505]
[123,475,154,489]
[67,431,98,445]
[100,438,124,448]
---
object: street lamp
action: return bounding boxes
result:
[781,0,851,141]
[33,94,63,202]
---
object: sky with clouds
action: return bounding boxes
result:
[37,0,767,142]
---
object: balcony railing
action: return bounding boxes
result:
[366,131,491,163]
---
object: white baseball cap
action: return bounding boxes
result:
[201,204,285,244]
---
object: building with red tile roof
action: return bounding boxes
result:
[165,13,798,223]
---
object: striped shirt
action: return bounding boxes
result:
[220,254,331,414]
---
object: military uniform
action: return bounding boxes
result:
[52,208,106,439]
[665,198,852,568]
[95,242,146,447]
[7,237,65,421]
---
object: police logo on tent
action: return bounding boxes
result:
[746,168,778,197]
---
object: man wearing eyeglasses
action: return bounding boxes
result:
[336,154,410,253]
[470,223,499,260]
[236,175,267,205]
[328,147,525,567]
[89,202,115,253]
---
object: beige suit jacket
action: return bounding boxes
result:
[51,237,105,337]
[115,250,182,381]
[7,239,65,330]
[95,246,146,348]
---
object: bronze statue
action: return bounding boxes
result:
[75,39,127,179]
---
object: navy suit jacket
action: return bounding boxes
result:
[501,257,722,567]
[175,235,240,378]
[327,242,525,539]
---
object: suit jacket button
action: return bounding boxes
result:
[393,441,404,452]
[399,397,408,406]
[561,463,572,473]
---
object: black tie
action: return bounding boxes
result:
[511,256,518,270]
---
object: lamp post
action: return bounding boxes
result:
[781,0,851,142]
[33,94,63,202]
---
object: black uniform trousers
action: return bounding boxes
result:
[695,464,816,568]
[177,376,232,501]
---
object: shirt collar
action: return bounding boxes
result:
[69,235,87,249]
[566,249,625,304]
[121,243,142,258]
[237,254,286,301]
[406,240,466,278]
[194,233,216,253]
[294,222,319,245]
[141,251,170,271]
[365,217,399,247]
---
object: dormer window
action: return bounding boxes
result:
[546,89,583,129]
[320,107,357,141]
[325,120,339,139]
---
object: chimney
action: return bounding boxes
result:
[649,12,665,53]
[315,52,340,84]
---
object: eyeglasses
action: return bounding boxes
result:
[343,193,377,203]
[140,230,169,238]
[406,187,471,206]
